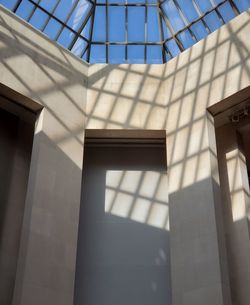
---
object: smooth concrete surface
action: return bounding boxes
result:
[0,108,34,305]
[74,145,170,305]
[216,122,250,305]
[0,6,87,305]
[0,4,250,305]
[86,10,250,305]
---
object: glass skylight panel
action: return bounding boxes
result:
[44,19,62,39]
[29,8,48,30]
[128,7,145,42]
[0,0,249,64]
[109,7,125,42]
[109,45,126,63]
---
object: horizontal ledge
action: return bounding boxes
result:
[0,83,43,114]
[85,129,166,138]
[85,129,166,146]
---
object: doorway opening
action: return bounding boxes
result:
[74,130,171,305]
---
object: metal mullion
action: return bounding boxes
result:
[159,9,185,52]
[68,7,94,51]
[27,0,89,44]
[208,0,226,24]
[229,0,240,15]
[92,41,162,45]
[144,0,148,63]
[40,0,62,32]
[80,42,90,58]
[192,0,212,33]
[163,42,173,60]
[157,6,166,63]
[26,0,42,22]
[54,0,81,41]
[214,7,226,24]
[87,4,96,62]
[95,3,158,6]
[125,1,128,62]
[13,0,23,13]
[106,0,109,63]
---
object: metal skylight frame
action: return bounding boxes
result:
[0,0,248,64]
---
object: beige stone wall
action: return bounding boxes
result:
[0,4,250,305]
[0,6,88,305]
[216,122,250,305]
[87,9,250,305]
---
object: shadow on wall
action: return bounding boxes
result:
[8,130,83,305]
[74,145,171,305]
[0,108,34,305]
[86,11,250,130]
[0,10,86,167]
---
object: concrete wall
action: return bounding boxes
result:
[75,144,170,305]
[0,4,250,305]
[86,9,250,305]
[0,6,88,305]
[216,121,250,305]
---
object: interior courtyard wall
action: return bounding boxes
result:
[216,122,250,305]
[0,4,250,305]
[0,7,88,305]
[86,9,250,305]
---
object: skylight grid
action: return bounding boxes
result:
[0,0,249,63]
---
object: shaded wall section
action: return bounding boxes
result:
[75,144,170,305]
[0,108,34,305]
[0,6,88,305]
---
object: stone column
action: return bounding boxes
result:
[167,111,231,305]
[216,123,250,305]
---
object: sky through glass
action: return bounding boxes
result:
[0,0,249,63]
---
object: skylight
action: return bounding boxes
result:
[0,0,249,63]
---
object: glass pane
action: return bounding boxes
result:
[190,21,208,41]
[162,0,185,32]
[39,0,59,12]
[128,0,145,3]
[54,0,78,22]
[16,0,34,20]
[127,45,144,63]
[109,7,125,42]
[0,0,19,10]
[67,0,92,31]
[147,7,160,41]
[109,45,125,63]
[72,37,87,56]
[147,45,162,63]
[218,2,236,23]
[90,44,106,63]
[233,0,250,13]
[165,39,180,57]
[30,9,48,30]
[44,19,62,39]
[178,30,194,49]
[81,14,92,39]
[176,0,198,22]
[57,27,75,48]
[109,0,125,3]
[93,6,106,41]
[128,7,145,42]
[195,0,212,13]
[162,19,171,40]
[204,11,222,32]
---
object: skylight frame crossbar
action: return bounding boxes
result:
[25,0,91,45]
[7,0,243,64]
